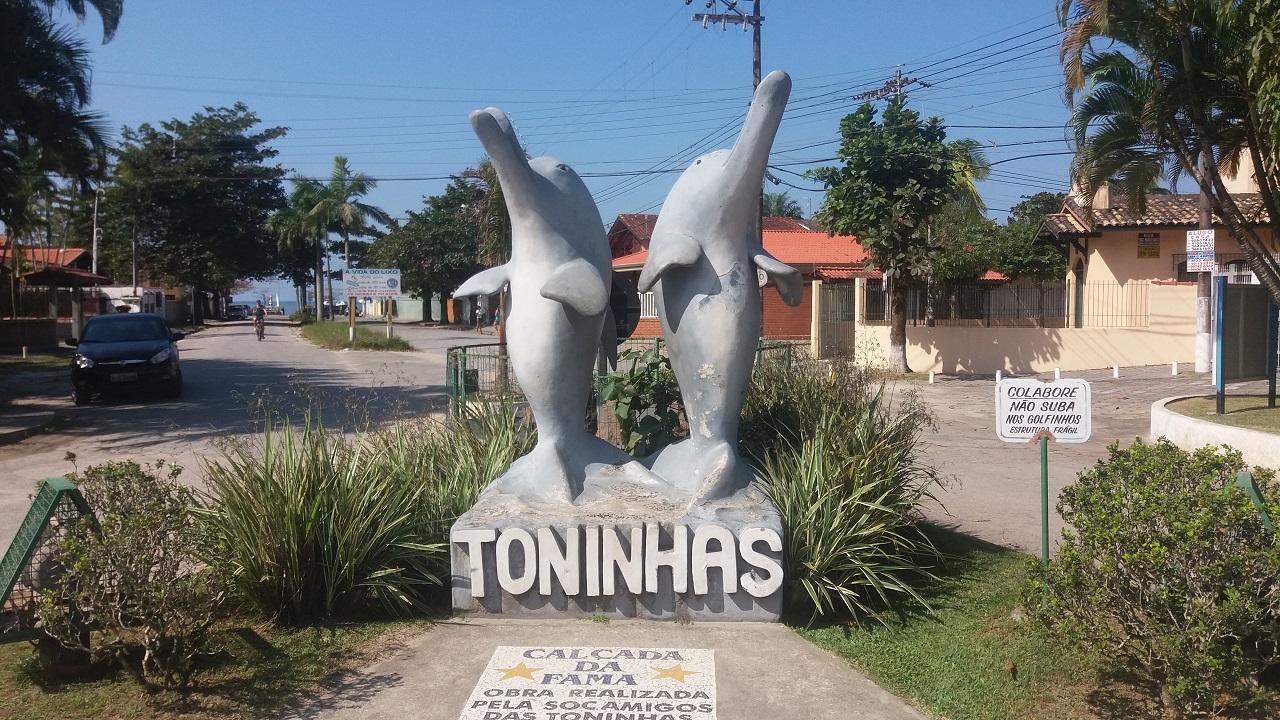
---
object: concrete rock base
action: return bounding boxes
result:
[450,465,784,621]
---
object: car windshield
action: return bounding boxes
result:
[82,316,170,343]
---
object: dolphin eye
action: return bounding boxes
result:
[557,163,569,172]
[695,159,702,165]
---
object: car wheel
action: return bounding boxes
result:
[72,389,90,406]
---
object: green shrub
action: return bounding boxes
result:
[200,416,442,624]
[749,361,940,624]
[599,347,685,455]
[741,357,887,463]
[37,460,220,690]
[1026,439,1280,715]
[199,401,531,624]
[367,401,535,573]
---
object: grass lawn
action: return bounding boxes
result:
[300,321,414,352]
[0,619,423,719]
[0,353,68,381]
[1167,395,1280,434]
[799,527,1102,720]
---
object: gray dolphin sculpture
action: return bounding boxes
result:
[454,107,627,504]
[638,70,802,505]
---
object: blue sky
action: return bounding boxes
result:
[63,1,1076,292]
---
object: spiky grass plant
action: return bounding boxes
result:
[747,360,940,624]
[198,401,531,625]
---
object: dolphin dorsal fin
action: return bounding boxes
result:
[753,251,803,307]
[540,258,609,316]
[455,264,511,297]
[637,233,701,292]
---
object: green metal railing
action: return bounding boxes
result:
[445,338,796,410]
[0,478,92,643]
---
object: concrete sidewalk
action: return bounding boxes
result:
[294,618,925,720]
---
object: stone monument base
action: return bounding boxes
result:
[450,462,784,621]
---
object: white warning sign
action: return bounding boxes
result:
[996,378,1092,444]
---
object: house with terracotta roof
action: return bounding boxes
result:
[610,219,869,346]
[1039,187,1273,287]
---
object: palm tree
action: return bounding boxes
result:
[763,191,803,219]
[305,157,389,328]
[1058,0,1280,303]
[1,1,108,203]
[269,181,326,316]
[946,139,991,219]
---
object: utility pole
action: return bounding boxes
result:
[688,0,763,89]
[688,0,767,328]
[1195,149,1213,373]
[853,68,932,102]
[90,187,103,275]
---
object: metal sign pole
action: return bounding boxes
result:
[1216,275,1226,415]
[1040,434,1050,566]
[1267,299,1277,409]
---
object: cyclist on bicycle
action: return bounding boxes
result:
[252,300,267,340]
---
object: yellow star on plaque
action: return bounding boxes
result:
[652,664,699,683]
[495,661,541,681]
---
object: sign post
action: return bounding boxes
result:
[996,377,1092,565]
[342,269,401,342]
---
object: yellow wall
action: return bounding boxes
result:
[858,283,1197,373]
[1071,227,1275,285]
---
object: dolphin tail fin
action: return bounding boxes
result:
[637,232,701,292]
[753,251,803,307]
[455,264,510,297]
[540,258,609,316]
[601,304,618,371]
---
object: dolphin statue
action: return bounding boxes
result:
[454,107,629,504]
[638,70,802,505]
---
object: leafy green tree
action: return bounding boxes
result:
[368,177,480,322]
[1006,191,1067,227]
[763,191,803,218]
[1060,0,1280,303]
[100,104,286,322]
[808,96,957,372]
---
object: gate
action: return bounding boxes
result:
[819,283,856,358]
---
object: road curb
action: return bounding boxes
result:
[0,411,58,446]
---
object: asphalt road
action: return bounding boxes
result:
[0,320,486,551]
[1,325,1272,559]
[912,366,1272,553]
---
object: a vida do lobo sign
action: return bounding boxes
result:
[995,378,1092,444]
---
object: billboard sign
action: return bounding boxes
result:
[343,268,401,298]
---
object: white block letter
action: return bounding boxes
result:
[453,528,496,598]
[538,526,581,596]
[739,527,784,598]
[691,524,738,595]
[645,523,689,594]
[496,527,537,595]
[585,526,601,597]
[603,526,644,595]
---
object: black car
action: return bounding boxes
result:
[67,313,184,405]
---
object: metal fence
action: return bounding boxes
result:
[446,338,797,409]
[819,283,856,358]
[861,280,1151,329]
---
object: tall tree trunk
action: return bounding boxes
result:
[325,243,335,319]
[314,236,323,320]
[889,278,910,373]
